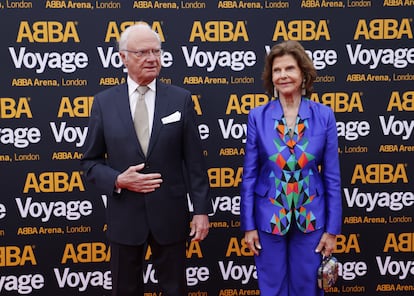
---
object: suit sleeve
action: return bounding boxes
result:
[182,93,212,215]
[80,94,120,197]
[321,108,342,235]
[240,109,259,231]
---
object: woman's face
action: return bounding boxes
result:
[271,54,303,98]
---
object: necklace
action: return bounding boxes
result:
[287,119,296,138]
[284,109,298,138]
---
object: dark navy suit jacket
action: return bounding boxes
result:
[81,81,211,245]
[241,98,342,236]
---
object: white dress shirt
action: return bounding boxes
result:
[127,76,156,133]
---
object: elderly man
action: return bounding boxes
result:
[81,23,211,295]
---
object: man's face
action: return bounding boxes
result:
[120,28,162,85]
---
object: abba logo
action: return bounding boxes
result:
[23,171,85,193]
[0,245,37,267]
[225,93,270,115]
[0,97,32,119]
[310,92,363,113]
[335,234,361,253]
[189,21,249,42]
[272,20,331,41]
[353,18,413,40]
[57,96,94,118]
[384,233,414,252]
[351,163,408,184]
[61,243,110,263]
[207,167,243,188]
[16,21,80,43]
[387,91,414,112]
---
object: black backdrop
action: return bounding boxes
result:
[1,1,413,295]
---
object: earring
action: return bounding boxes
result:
[274,88,278,99]
[301,80,306,96]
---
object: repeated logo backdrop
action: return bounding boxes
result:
[1,0,413,295]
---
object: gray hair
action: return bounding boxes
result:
[118,23,161,51]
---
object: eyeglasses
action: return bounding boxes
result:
[121,48,162,58]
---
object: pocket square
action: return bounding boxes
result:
[161,111,181,124]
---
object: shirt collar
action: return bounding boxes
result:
[127,76,156,96]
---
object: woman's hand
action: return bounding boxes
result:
[244,230,262,256]
[315,232,337,257]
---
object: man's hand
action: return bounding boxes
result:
[189,214,209,242]
[116,163,162,193]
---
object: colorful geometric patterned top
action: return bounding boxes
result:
[268,116,316,235]
[240,98,342,237]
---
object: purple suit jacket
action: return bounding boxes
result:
[240,98,342,236]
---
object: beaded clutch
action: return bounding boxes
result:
[317,255,339,289]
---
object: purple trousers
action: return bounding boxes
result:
[254,224,325,296]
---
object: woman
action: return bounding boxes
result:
[240,40,342,296]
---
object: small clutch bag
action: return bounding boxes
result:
[317,255,339,289]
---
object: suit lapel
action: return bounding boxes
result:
[147,81,170,157]
[115,84,146,156]
[115,84,133,130]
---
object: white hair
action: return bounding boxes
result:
[118,23,161,51]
